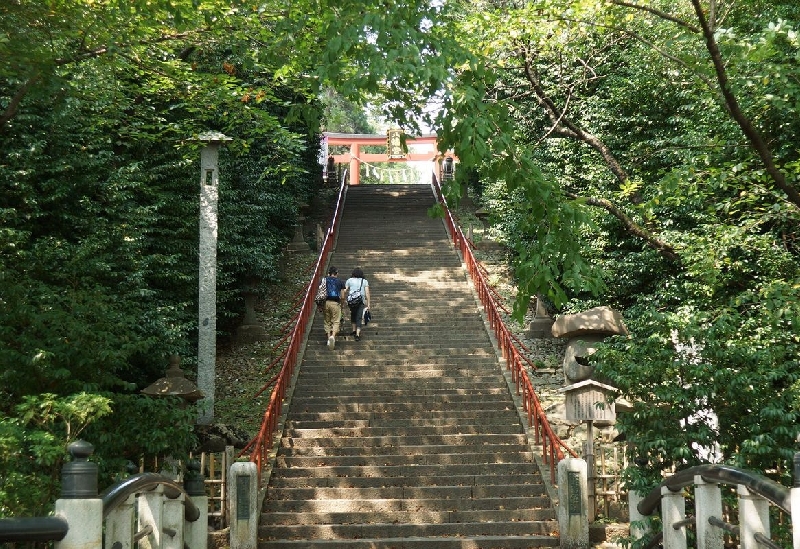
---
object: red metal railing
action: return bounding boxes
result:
[430,176,577,483]
[241,178,348,481]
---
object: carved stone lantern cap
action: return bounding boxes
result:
[551,306,629,339]
[142,355,204,403]
[196,131,232,144]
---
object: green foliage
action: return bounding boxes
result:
[0,393,111,516]
[444,0,800,498]
[84,394,198,485]
[1,0,327,514]
[320,87,377,134]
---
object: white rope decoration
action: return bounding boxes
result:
[352,156,429,184]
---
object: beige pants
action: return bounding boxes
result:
[323,300,342,336]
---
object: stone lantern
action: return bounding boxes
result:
[287,201,311,252]
[142,355,204,407]
[552,305,628,522]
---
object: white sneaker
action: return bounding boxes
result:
[327,335,335,350]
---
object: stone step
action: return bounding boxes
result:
[296,363,501,374]
[274,452,533,468]
[261,507,553,525]
[259,520,557,540]
[292,387,510,398]
[281,433,528,446]
[261,495,549,513]
[269,462,542,479]
[302,342,495,352]
[267,472,546,489]
[283,424,524,437]
[285,414,520,428]
[288,393,512,405]
[280,444,518,458]
[258,536,559,548]
[266,483,547,501]
[291,376,504,387]
[282,404,518,418]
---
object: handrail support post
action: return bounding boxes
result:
[738,485,770,549]
[695,475,724,549]
[661,485,687,549]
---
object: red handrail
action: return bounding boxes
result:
[241,178,348,481]
[430,176,578,483]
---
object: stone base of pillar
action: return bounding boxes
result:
[528,317,555,338]
[287,219,311,252]
[235,324,268,345]
[475,239,504,251]
[286,239,311,252]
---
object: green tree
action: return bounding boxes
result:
[440,0,800,494]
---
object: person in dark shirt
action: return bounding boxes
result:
[323,266,346,350]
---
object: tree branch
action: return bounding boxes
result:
[521,50,631,187]
[567,192,681,262]
[0,74,41,131]
[517,47,678,261]
[1,30,204,131]
[689,0,800,210]
[607,0,700,33]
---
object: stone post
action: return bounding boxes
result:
[229,461,258,549]
[557,457,589,549]
[184,460,208,549]
[236,287,267,344]
[105,494,135,549]
[694,475,723,549]
[627,490,650,542]
[162,489,185,549]
[196,131,231,424]
[137,485,164,549]
[661,486,687,549]
[792,449,800,549]
[55,440,102,549]
[287,215,311,252]
[738,485,769,549]
[316,223,325,250]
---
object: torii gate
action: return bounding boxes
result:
[322,132,452,186]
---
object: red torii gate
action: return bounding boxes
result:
[323,132,446,186]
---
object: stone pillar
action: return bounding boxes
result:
[628,490,650,542]
[695,475,723,549]
[661,486,687,549]
[197,131,230,425]
[55,441,102,549]
[738,485,769,549]
[229,461,258,549]
[184,460,208,549]
[557,457,589,549]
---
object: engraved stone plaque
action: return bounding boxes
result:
[567,471,582,515]
[236,474,250,520]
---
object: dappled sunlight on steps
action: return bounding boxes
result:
[258,184,558,549]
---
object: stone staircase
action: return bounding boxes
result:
[258,184,559,548]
